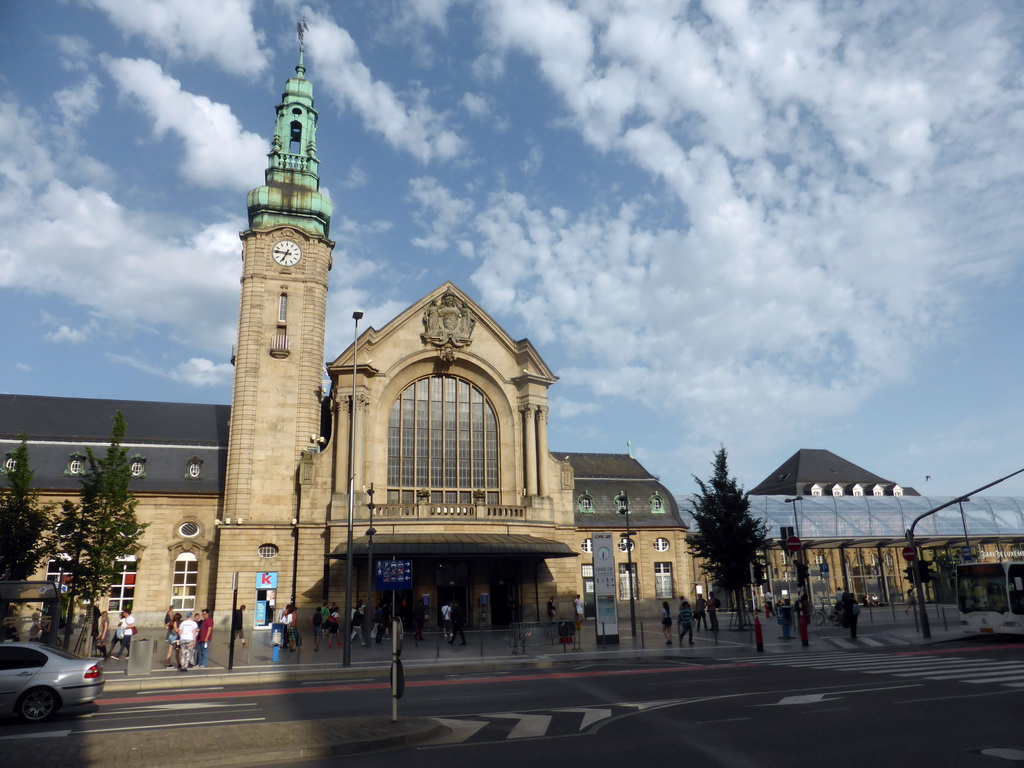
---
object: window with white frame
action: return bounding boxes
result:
[107,556,137,613]
[617,538,635,553]
[46,555,72,589]
[654,562,674,599]
[654,537,670,552]
[171,552,198,612]
[832,484,843,496]
[811,484,823,496]
[66,452,86,477]
[186,458,203,480]
[893,485,904,497]
[649,493,665,513]
[578,494,594,513]
[873,484,885,496]
[130,455,146,478]
[618,562,638,600]
[580,538,593,553]
[852,484,864,496]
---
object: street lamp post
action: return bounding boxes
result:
[784,496,806,601]
[958,497,972,555]
[342,310,363,666]
[363,483,376,646]
[617,490,637,637]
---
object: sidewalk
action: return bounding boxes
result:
[4,608,961,767]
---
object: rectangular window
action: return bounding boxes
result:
[171,556,198,613]
[618,562,638,601]
[654,562,674,599]
[108,557,137,613]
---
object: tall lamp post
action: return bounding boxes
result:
[363,483,377,646]
[958,498,972,556]
[342,310,363,666]
[617,490,637,637]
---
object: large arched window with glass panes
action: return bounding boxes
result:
[387,375,499,505]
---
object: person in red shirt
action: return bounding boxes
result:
[196,609,214,668]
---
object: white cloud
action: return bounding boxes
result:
[408,177,473,251]
[304,12,465,163]
[104,57,266,190]
[82,0,271,77]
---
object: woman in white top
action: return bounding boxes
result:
[177,613,199,672]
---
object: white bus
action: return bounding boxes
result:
[956,562,1024,635]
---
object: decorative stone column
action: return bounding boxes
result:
[521,404,538,497]
[536,406,549,497]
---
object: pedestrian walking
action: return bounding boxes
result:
[447,601,467,645]
[163,609,179,668]
[661,601,673,644]
[707,592,720,632]
[351,601,364,642]
[110,609,136,659]
[441,600,453,640]
[231,604,247,647]
[413,597,426,641]
[693,595,708,630]
[95,609,110,660]
[764,590,775,618]
[573,594,584,629]
[178,612,198,672]
[678,600,694,645]
[905,588,917,614]
[841,591,859,638]
[546,596,558,621]
[196,609,213,668]
[311,605,324,651]
[326,604,341,648]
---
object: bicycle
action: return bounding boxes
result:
[811,607,843,627]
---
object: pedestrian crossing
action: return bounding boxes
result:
[429,702,667,745]
[730,650,1024,689]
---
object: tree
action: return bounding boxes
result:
[688,446,769,629]
[0,435,56,581]
[55,412,146,649]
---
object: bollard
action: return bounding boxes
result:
[754,616,764,652]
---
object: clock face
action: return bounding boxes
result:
[271,239,302,266]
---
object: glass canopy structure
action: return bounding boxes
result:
[677,495,1024,549]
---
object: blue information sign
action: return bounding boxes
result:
[820,562,830,574]
[376,560,413,590]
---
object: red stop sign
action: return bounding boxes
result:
[786,535,802,553]
[902,546,916,562]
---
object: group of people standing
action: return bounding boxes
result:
[163,607,213,672]
[93,608,136,660]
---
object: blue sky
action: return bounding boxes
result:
[2,0,1024,498]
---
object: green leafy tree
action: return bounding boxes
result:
[0,435,56,581]
[688,446,769,628]
[56,412,146,648]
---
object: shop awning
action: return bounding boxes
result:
[328,533,578,560]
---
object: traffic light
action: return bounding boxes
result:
[904,565,915,585]
[752,560,765,586]
[796,562,809,587]
[920,561,933,584]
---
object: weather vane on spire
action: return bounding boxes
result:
[297,17,308,48]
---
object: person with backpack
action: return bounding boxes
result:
[678,599,694,645]
[693,595,708,630]
[310,604,324,651]
[841,591,860,638]
[325,604,340,648]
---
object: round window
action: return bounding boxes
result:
[654,537,670,552]
[617,539,635,552]
[258,543,280,559]
[581,538,593,553]
[178,521,200,538]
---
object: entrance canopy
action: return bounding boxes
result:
[329,533,577,560]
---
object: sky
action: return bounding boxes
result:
[2,0,1024,499]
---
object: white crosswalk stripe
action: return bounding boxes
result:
[728,651,1024,689]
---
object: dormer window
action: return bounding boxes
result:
[578,492,594,514]
[852,484,864,497]
[614,492,629,513]
[649,493,665,514]
[872,484,885,496]
[2,453,15,475]
[893,485,904,497]
[130,455,147,478]
[185,457,204,480]
[65,452,87,477]
[832,484,843,497]
[811,483,823,497]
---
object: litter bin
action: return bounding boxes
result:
[127,637,154,676]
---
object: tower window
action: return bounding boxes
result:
[290,121,302,153]
[278,293,288,324]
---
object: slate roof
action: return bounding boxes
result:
[747,448,919,497]
[560,452,687,529]
[0,394,229,495]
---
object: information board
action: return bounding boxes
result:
[376,560,413,590]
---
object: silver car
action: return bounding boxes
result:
[0,642,105,722]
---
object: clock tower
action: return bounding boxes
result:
[224,44,333,525]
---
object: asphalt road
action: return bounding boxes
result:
[4,635,1023,766]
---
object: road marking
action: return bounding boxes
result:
[489,713,552,738]
[80,717,265,733]
[762,694,839,706]
[0,730,71,741]
[136,686,224,693]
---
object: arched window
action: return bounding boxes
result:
[387,375,499,505]
[172,552,198,612]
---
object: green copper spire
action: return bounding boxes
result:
[247,25,333,238]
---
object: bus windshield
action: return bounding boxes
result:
[958,564,1009,615]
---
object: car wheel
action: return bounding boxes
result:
[17,687,60,722]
